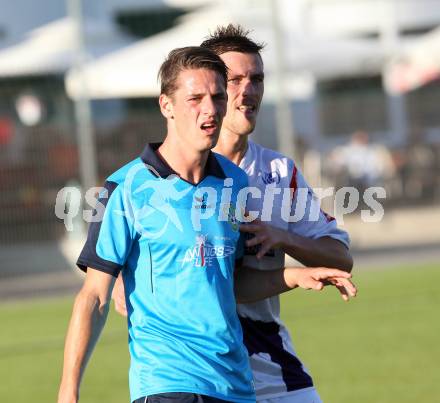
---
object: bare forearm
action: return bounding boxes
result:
[58,290,110,401]
[239,221,353,272]
[235,265,356,304]
[235,266,299,304]
[283,234,353,272]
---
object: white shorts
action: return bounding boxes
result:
[258,388,323,403]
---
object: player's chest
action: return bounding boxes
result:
[245,167,291,231]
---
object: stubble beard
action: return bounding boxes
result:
[224,112,256,137]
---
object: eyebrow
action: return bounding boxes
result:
[228,74,245,80]
[228,73,265,79]
[186,91,226,98]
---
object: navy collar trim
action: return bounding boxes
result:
[140,143,226,180]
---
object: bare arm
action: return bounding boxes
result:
[58,269,116,403]
[112,273,128,317]
[282,233,352,271]
[111,251,356,317]
[234,264,356,304]
[240,221,353,272]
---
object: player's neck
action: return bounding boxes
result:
[158,137,209,184]
[214,131,249,166]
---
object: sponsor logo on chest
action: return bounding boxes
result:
[180,235,236,267]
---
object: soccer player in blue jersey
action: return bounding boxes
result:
[58,46,356,403]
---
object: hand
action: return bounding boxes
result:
[322,276,357,302]
[240,219,286,259]
[284,267,357,301]
[111,273,128,317]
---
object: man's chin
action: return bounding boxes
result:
[223,117,256,136]
[239,114,256,132]
[239,121,256,136]
[200,136,219,151]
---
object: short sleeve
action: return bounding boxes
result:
[288,164,350,248]
[77,180,137,277]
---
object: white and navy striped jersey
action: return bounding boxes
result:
[237,140,350,400]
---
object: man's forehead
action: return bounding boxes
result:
[175,68,225,92]
[220,51,264,74]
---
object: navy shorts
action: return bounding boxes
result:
[133,392,228,403]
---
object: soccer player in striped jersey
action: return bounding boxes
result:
[201,25,353,403]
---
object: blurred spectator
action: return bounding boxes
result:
[398,128,437,202]
[0,117,13,145]
[328,129,395,194]
[0,117,27,166]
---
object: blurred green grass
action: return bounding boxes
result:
[0,263,438,403]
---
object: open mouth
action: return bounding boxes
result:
[200,121,218,134]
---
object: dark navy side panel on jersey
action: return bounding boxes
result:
[77,179,137,277]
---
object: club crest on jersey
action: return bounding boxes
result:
[180,234,236,267]
[194,194,213,211]
[261,170,281,185]
[222,204,239,232]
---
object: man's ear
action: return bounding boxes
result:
[159,94,174,119]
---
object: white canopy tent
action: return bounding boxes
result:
[384,26,440,94]
[65,4,386,100]
[66,6,271,99]
[0,17,134,77]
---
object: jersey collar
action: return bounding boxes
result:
[140,143,226,180]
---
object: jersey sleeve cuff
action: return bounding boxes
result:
[76,258,122,277]
[325,233,350,249]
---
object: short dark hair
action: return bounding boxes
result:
[158,46,228,96]
[200,24,265,56]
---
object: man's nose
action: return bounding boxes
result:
[202,96,217,115]
[242,79,256,97]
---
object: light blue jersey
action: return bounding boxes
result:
[77,143,255,403]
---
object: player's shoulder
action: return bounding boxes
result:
[212,151,248,185]
[249,140,295,168]
[247,141,297,181]
[106,157,148,186]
